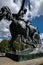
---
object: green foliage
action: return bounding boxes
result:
[0,40,29,52]
[13,42,29,51]
[13,42,20,50]
[0,40,10,52]
[25,44,29,48]
[20,44,24,51]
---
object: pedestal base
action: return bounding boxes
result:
[6,51,43,61]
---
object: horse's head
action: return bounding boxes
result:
[0,6,11,21]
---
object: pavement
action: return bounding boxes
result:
[0,57,43,65]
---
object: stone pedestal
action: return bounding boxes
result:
[6,50,43,61]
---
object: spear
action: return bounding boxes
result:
[28,0,31,20]
[28,0,31,11]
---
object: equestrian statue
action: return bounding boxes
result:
[0,0,41,52]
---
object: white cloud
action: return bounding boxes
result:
[40,33,43,39]
[38,33,43,44]
[0,19,11,37]
[30,0,43,18]
[0,39,3,42]
[23,0,43,20]
[0,0,22,13]
[23,0,43,19]
[42,42,43,44]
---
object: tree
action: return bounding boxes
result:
[0,40,11,52]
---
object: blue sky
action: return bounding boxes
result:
[25,0,43,34]
[25,0,43,33]
[32,15,43,33]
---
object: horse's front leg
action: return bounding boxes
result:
[9,34,18,52]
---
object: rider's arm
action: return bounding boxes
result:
[17,17,27,23]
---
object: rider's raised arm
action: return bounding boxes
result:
[18,0,25,15]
